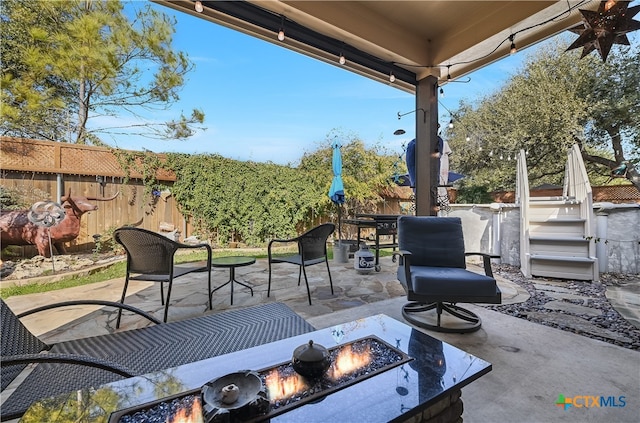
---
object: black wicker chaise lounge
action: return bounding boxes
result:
[0,299,314,421]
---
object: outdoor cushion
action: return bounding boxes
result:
[406,265,498,297]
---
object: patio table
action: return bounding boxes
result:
[210,256,255,305]
[18,314,492,423]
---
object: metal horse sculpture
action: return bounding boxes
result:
[0,189,118,257]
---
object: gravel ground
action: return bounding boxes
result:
[489,264,640,351]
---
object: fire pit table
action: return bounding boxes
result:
[19,315,492,423]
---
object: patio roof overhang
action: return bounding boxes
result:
[153,0,601,215]
[156,1,600,92]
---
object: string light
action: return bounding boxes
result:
[389,72,396,83]
[339,53,346,65]
[397,3,594,164]
[509,34,517,55]
[440,96,536,165]
[277,15,285,41]
[388,0,592,82]
[189,0,596,89]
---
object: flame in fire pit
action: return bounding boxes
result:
[264,342,374,403]
[265,369,309,401]
[168,397,203,423]
[328,343,372,380]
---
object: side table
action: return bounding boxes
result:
[210,256,255,305]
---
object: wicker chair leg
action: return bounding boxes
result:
[163,282,173,323]
[207,268,212,310]
[325,259,334,295]
[116,277,131,329]
[301,265,312,305]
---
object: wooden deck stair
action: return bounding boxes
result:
[517,146,599,281]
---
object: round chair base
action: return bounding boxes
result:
[402,302,482,333]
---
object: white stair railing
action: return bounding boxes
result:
[564,144,598,280]
[516,149,531,278]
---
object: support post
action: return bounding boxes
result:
[415,76,439,216]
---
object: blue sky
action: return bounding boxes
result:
[99,1,630,166]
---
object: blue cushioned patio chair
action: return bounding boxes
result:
[396,216,501,333]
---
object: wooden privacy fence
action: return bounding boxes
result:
[1,137,192,256]
[492,185,640,204]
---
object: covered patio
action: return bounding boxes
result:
[155,0,603,215]
[4,2,638,421]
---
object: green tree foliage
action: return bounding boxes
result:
[0,186,51,210]
[446,39,639,192]
[576,41,640,189]
[298,132,400,220]
[166,154,318,246]
[165,133,399,246]
[0,0,204,144]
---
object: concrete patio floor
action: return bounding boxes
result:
[3,255,639,422]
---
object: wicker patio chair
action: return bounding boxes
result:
[0,299,314,421]
[114,226,213,327]
[267,223,335,305]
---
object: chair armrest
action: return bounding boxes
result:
[175,241,212,252]
[269,237,298,246]
[16,300,162,325]
[170,242,212,271]
[465,252,499,277]
[174,242,212,258]
[1,353,135,378]
[393,250,413,291]
[268,237,300,260]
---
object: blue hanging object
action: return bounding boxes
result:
[328,142,346,241]
[328,142,345,205]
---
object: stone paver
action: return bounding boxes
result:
[526,311,634,344]
[533,283,577,294]
[544,300,603,316]
[605,282,640,329]
[543,291,592,303]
